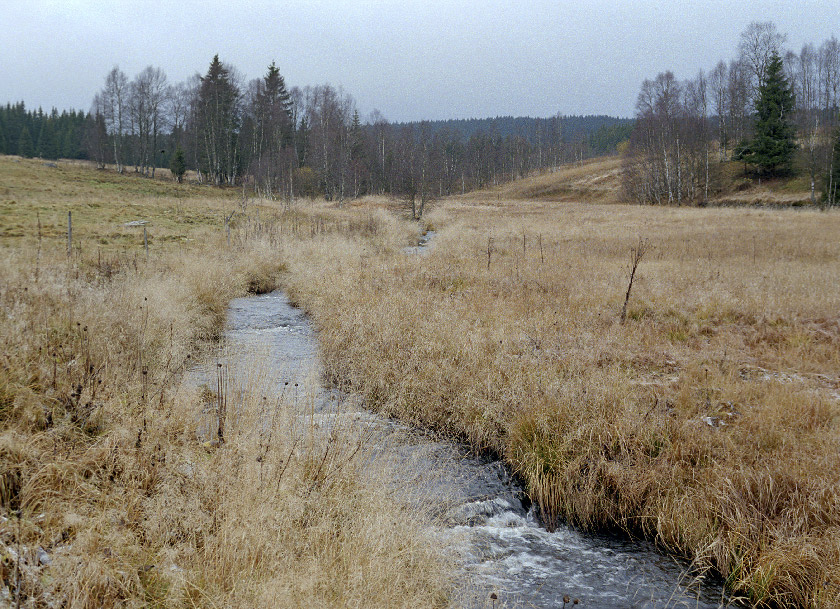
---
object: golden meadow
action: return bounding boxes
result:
[2,155,840,607]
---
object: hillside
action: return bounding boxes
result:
[459,155,815,206]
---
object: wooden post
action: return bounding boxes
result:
[67,211,72,257]
[144,226,148,257]
[36,212,42,282]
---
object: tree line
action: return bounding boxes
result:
[624,21,840,206]
[4,55,633,213]
[0,103,88,160]
[82,55,632,209]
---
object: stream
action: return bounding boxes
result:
[191,286,729,609]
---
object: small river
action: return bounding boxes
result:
[194,287,729,609]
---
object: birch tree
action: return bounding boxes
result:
[739,21,788,93]
[100,67,128,173]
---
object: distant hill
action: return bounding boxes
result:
[391,115,635,156]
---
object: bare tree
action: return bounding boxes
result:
[168,80,192,150]
[100,67,129,173]
[85,96,109,169]
[624,71,714,206]
[710,61,729,160]
[793,44,821,203]
[727,59,752,148]
[304,84,353,201]
[739,21,788,93]
[128,67,168,176]
[145,67,169,178]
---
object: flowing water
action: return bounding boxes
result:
[192,288,730,609]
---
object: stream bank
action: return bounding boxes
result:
[193,289,729,608]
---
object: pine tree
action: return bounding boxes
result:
[744,52,796,176]
[62,125,78,159]
[36,120,57,159]
[18,126,34,158]
[349,110,367,197]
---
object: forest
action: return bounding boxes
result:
[624,22,840,206]
[0,59,629,214]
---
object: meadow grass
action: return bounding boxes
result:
[3,154,839,607]
[0,156,448,608]
[280,197,840,608]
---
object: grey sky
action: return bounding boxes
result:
[1,1,837,122]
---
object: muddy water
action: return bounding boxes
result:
[198,290,728,608]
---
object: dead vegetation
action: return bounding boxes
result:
[3,153,840,607]
[281,199,840,608]
[0,156,447,609]
[461,155,814,207]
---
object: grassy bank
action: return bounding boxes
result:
[0,157,448,608]
[280,198,840,607]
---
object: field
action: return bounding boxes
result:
[2,155,840,607]
[0,156,448,609]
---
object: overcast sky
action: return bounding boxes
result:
[1,1,837,122]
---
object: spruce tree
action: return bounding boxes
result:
[745,52,796,176]
[196,55,240,185]
[170,147,187,183]
[17,126,34,158]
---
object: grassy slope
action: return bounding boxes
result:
[468,155,814,206]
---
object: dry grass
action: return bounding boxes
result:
[457,155,814,207]
[457,157,624,203]
[279,198,840,608]
[5,153,840,608]
[0,157,448,608]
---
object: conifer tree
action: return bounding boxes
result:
[249,61,294,194]
[170,146,187,183]
[18,126,34,158]
[349,109,366,197]
[744,52,796,176]
[196,55,241,185]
